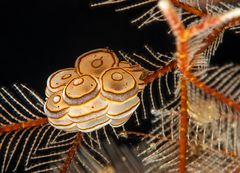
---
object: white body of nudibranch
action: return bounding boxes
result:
[44,48,145,132]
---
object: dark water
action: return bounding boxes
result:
[0,0,239,94]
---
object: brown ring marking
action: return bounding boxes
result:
[111,72,123,81]
[53,95,61,104]
[61,74,72,80]
[91,56,103,68]
[101,68,137,94]
[73,78,84,86]
[64,75,99,99]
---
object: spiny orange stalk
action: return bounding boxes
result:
[143,60,177,84]
[171,0,207,17]
[159,1,190,172]
[179,78,188,173]
[60,133,82,173]
[0,118,48,133]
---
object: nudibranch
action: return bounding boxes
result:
[44,48,145,132]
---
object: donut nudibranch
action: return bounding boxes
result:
[44,48,146,132]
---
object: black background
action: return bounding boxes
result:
[0,0,239,96]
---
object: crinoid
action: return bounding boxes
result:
[0,0,240,173]
[123,0,240,172]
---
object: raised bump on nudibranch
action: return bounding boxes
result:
[63,75,101,105]
[44,90,70,119]
[46,68,78,96]
[100,68,138,102]
[75,48,119,77]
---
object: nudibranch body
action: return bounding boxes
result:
[44,48,145,133]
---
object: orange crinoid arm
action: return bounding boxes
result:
[158,0,240,172]
[0,118,48,133]
[171,0,207,17]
